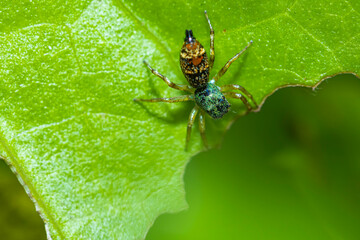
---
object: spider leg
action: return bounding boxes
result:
[186,105,199,150]
[134,94,194,103]
[224,92,252,111]
[205,10,215,70]
[220,84,258,109]
[213,41,253,82]
[199,110,208,149]
[144,60,194,93]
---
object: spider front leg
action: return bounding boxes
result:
[144,60,194,93]
[134,94,194,103]
[186,105,199,150]
[213,41,253,82]
[224,92,252,112]
[199,111,208,149]
[221,84,258,109]
[205,10,215,70]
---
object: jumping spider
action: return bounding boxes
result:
[134,11,258,150]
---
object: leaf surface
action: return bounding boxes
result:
[0,0,359,239]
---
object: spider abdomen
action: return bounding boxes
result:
[180,30,210,88]
[195,83,230,119]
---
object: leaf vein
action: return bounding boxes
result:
[263,67,305,80]
[16,116,79,137]
[334,31,360,51]
[285,13,343,70]
[343,0,360,17]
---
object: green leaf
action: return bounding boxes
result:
[147,74,360,240]
[0,0,359,239]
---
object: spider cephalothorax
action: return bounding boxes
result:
[134,11,258,150]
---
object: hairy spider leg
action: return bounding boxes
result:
[224,92,252,111]
[144,60,194,93]
[213,41,253,82]
[199,111,208,149]
[204,10,215,70]
[220,84,258,109]
[186,106,199,150]
[134,95,194,103]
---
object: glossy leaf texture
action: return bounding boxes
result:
[0,0,359,239]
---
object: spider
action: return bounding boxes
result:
[134,11,258,150]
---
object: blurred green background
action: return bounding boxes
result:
[1,74,360,239]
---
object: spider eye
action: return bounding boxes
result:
[185,29,195,43]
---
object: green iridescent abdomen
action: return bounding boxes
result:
[195,82,231,119]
